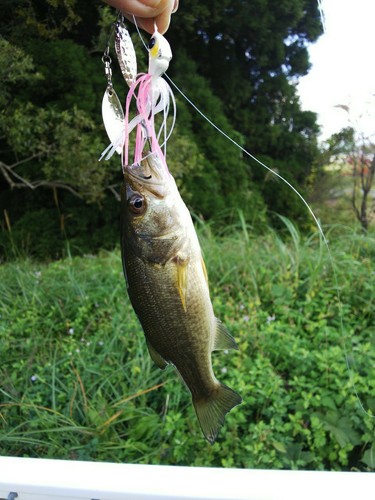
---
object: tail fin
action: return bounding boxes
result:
[193,383,242,445]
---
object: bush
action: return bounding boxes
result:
[0,222,374,469]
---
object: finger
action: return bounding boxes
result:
[121,14,158,35]
[105,0,170,19]
[144,1,174,34]
[106,0,176,34]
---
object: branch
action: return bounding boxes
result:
[0,160,34,188]
[351,155,360,216]
[33,181,83,198]
[9,153,45,169]
[107,184,121,202]
[0,161,82,198]
[351,191,361,221]
[364,153,375,192]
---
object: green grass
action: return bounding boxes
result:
[0,220,374,470]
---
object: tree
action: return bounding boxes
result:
[327,127,375,231]
[352,151,375,231]
[167,0,323,224]
[327,125,375,231]
[0,36,111,202]
[1,0,324,259]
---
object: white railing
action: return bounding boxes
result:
[0,456,374,500]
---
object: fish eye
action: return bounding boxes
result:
[148,37,156,49]
[128,194,146,215]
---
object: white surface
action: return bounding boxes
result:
[0,456,374,500]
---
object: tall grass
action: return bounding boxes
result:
[0,221,374,469]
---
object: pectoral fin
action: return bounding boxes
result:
[201,255,209,285]
[213,319,239,351]
[175,258,188,312]
[146,340,168,370]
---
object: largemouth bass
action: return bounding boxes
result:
[121,153,242,444]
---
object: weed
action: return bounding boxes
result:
[0,223,374,469]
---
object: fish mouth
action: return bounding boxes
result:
[123,154,168,187]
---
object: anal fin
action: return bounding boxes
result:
[213,319,239,351]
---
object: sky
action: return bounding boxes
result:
[297,0,375,142]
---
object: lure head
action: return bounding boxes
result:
[148,31,172,78]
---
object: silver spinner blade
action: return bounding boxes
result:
[102,85,125,155]
[115,21,137,88]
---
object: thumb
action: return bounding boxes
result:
[105,0,178,34]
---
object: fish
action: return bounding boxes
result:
[121,153,242,444]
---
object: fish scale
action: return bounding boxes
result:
[129,258,213,361]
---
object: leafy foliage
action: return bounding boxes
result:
[170,52,267,223]
[168,0,322,196]
[0,37,39,109]
[0,222,374,469]
[0,0,324,254]
[0,0,372,473]
[2,103,107,199]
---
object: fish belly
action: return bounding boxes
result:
[125,253,216,392]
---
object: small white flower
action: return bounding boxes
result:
[221,367,228,374]
[224,349,229,355]
[243,315,250,322]
[239,304,245,310]
[266,314,276,324]
[68,328,74,335]
[34,271,42,278]
[30,375,38,382]
[98,341,104,346]
[86,341,91,347]
[75,348,80,353]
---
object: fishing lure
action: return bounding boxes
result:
[100,19,176,169]
[115,19,137,88]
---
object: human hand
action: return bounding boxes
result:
[104,0,179,34]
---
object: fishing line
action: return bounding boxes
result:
[133,14,149,50]
[133,18,325,233]
[132,16,373,419]
[165,75,327,241]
